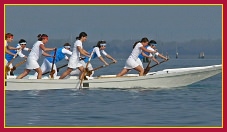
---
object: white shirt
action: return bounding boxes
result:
[93,47,107,57]
[147,46,159,57]
[62,48,72,60]
[16,44,29,58]
[28,41,44,61]
[71,40,82,60]
[129,42,143,60]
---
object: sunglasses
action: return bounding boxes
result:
[20,44,26,45]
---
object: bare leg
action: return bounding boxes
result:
[59,68,73,79]
[116,68,130,77]
[34,67,42,79]
[16,69,31,79]
[133,65,144,76]
[78,66,85,80]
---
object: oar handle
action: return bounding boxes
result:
[149,59,167,68]
[57,64,68,72]
[91,61,115,72]
[143,59,152,75]
[6,49,21,67]
[79,50,95,89]
[10,59,27,73]
[49,48,57,78]
[144,59,169,75]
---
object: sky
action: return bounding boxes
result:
[5,5,222,42]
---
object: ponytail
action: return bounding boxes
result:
[133,41,140,49]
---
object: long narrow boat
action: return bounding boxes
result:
[5,64,222,91]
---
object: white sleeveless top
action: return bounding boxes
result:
[129,42,143,60]
[28,41,44,61]
[71,40,82,60]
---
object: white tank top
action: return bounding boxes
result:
[129,42,143,60]
[28,41,44,61]
[71,40,83,60]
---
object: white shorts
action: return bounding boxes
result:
[124,57,140,69]
[68,57,83,69]
[70,60,93,75]
[80,60,93,70]
[34,59,57,77]
[26,57,40,69]
[136,58,144,68]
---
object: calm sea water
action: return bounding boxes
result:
[5,58,222,127]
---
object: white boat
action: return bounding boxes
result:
[5,64,222,91]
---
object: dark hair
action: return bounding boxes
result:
[140,37,149,43]
[37,34,48,41]
[5,33,13,40]
[148,40,157,46]
[19,39,27,44]
[133,41,140,49]
[63,43,71,46]
[95,40,106,48]
[76,32,87,40]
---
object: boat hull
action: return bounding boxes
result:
[5,64,222,91]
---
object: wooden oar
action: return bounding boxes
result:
[42,63,68,75]
[143,59,168,75]
[10,59,27,75]
[49,48,57,79]
[85,61,116,77]
[79,51,94,89]
[57,64,68,72]
[143,58,152,75]
[91,61,115,72]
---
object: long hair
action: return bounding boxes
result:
[133,41,140,49]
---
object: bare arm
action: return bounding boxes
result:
[105,54,117,63]
[140,46,156,53]
[77,46,90,57]
[141,52,150,58]
[98,56,109,65]
[158,53,168,60]
[82,49,90,55]
[40,44,55,52]
[7,45,19,50]
[42,52,52,57]
[151,57,160,64]
[5,48,16,56]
